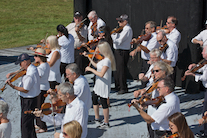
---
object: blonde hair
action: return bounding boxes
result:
[153,61,173,76]
[63,120,82,138]
[46,35,60,50]
[98,41,116,71]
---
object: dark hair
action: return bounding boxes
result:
[168,112,194,138]
[168,16,178,26]
[159,77,175,92]
[57,24,69,38]
[99,26,113,48]
[39,56,47,62]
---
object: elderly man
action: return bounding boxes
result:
[191,20,207,47]
[87,10,105,40]
[65,63,92,110]
[132,77,180,138]
[111,14,133,94]
[6,53,40,138]
[66,11,88,74]
[34,82,88,138]
[166,16,181,49]
[130,21,160,88]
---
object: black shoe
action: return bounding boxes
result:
[111,88,119,91]
[195,133,207,138]
[117,90,128,95]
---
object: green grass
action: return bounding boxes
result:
[0,0,74,49]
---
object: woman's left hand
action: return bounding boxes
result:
[85,66,92,72]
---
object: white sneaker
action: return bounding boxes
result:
[97,122,110,129]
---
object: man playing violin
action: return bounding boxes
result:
[33,82,88,138]
[66,11,88,75]
[132,77,180,138]
[6,53,40,138]
[130,21,160,88]
[166,16,181,49]
[184,45,207,138]
[111,14,133,94]
[88,10,105,41]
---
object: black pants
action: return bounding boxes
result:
[203,89,207,135]
[92,92,108,109]
[36,90,47,130]
[147,124,154,138]
[114,49,129,91]
[21,96,37,138]
[60,62,69,78]
[141,59,150,74]
[74,49,89,75]
[153,130,171,138]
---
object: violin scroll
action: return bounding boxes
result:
[110,26,124,35]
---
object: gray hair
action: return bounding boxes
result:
[66,63,81,76]
[0,100,9,117]
[153,61,173,76]
[88,10,97,18]
[158,29,166,37]
[145,21,156,28]
[57,82,74,95]
[150,48,162,57]
[159,77,175,92]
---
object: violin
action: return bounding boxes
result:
[156,25,170,34]
[139,96,164,107]
[77,37,103,50]
[27,44,50,55]
[130,33,151,44]
[110,26,124,35]
[24,99,66,115]
[161,133,179,138]
[1,62,39,92]
[85,52,104,60]
[91,22,97,37]
[159,43,169,52]
[181,59,207,81]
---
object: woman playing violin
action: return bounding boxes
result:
[6,53,40,138]
[83,41,116,128]
[32,48,50,133]
[167,112,194,138]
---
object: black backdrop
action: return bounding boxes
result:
[74,0,207,93]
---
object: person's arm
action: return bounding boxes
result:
[131,99,155,124]
[75,26,86,42]
[47,51,60,67]
[192,39,204,46]
[6,80,29,93]
[85,66,108,78]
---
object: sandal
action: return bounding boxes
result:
[36,129,47,133]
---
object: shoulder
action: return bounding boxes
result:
[97,18,105,25]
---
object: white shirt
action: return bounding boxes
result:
[41,97,88,138]
[141,32,160,60]
[66,22,88,49]
[88,18,105,40]
[161,39,178,67]
[74,75,92,110]
[18,64,40,98]
[47,49,61,83]
[0,122,11,138]
[191,29,207,46]
[111,24,133,50]
[58,34,74,64]
[166,28,181,48]
[37,63,50,91]
[94,58,111,98]
[195,64,207,88]
[151,92,180,131]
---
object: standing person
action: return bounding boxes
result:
[57,24,74,79]
[132,77,180,138]
[6,53,40,138]
[166,16,181,49]
[0,100,11,138]
[33,82,88,138]
[83,41,116,128]
[65,63,92,111]
[98,26,113,48]
[111,14,133,94]
[191,20,207,47]
[165,112,194,138]
[32,48,50,133]
[88,10,106,40]
[184,45,207,138]
[66,11,88,75]
[46,35,61,89]
[62,120,82,138]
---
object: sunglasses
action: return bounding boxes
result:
[157,37,163,43]
[118,20,124,23]
[152,69,161,73]
[34,55,39,57]
[62,132,67,136]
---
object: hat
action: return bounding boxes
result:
[15,53,30,65]
[116,14,128,21]
[32,48,47,57]
[74,11,82,17]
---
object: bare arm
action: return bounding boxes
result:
[85,66,109,78]
[47,51,60,67]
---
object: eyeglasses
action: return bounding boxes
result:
[157,37,163,43]
[118,20,124,23]
[62,132,67,136]
[166,21,172,24]
[152,69,161,73]
[34,55,38,57]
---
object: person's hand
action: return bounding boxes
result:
[188,63,196,70]
[33,108,44,117]
[130,50,137,57]
[6,73,12,79]
[184,70,195,77]
[198,41,204,46]
[131,99,139,108]
[139,73,145,80]
[85,66,92,72]
[54,132,60,138]
[40,39,45,43]
[134,89,146,98]
[82,51,88,57]
[204,111,207,116]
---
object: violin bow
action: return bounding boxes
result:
[160,20,163,28]
[67,18,87,32]
[49,96,57,132]
[88,47,98,67]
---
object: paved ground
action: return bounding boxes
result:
[0,46,204,138]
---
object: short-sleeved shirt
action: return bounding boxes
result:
[18,64,40,98]
[151,92,180,131]
[37,62,50,91]
[93,58,111,98]
[166,28,181,48]
[0,122,11,138]
[191,29,207,46]
[195,64,207,88]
